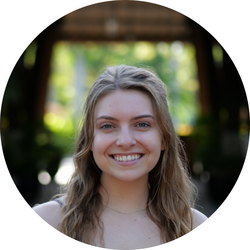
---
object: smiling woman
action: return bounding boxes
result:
[33,65,207,249]
[92,90,164,185]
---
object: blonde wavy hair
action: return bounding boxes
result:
[57,65,197,246]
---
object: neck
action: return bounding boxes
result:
[99,174,149,213]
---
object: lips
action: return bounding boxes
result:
[111,154,143,162]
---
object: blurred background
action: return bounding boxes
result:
[0,1,249,217]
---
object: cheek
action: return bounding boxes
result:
[91,140,105,169]
[144,131,163,151]
[92,133,113,156]
[92,137,104,155]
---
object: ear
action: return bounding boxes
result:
[161,140,165,151]
[90,140,94,151]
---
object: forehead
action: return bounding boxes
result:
[94,89,154,118]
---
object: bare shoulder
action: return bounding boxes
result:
[191,208,208,228]
[33,200,63,229]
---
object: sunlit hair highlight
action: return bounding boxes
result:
[57,65,197,246]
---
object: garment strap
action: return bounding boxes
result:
[53,198,64,208]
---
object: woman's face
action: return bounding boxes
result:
[92,89,164,183]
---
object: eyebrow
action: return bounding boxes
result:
[95,114,155,122]
[131,114,155,121]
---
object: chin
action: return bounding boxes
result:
[110,171,150,183]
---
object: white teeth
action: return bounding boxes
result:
[113,154,142,162]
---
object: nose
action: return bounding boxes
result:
[116,127,136,149]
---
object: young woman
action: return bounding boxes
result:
[33,65,207,249]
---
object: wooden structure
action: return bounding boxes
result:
[31,1,247,122]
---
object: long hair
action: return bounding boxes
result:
[57,65,197,246]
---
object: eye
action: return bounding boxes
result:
[100,124,114,130]
[136,122,150,128]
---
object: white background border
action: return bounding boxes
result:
[1,0,249,249]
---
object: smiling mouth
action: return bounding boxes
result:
[111,154,143,162]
